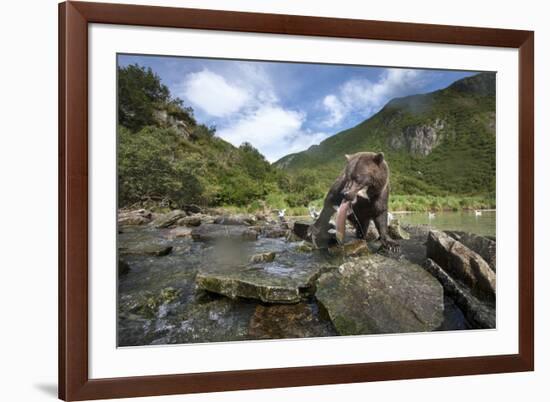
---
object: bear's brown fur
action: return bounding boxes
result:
[311,152,399,251]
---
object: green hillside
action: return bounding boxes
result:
[276,73,496,210]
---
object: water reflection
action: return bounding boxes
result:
[397,210,496,237]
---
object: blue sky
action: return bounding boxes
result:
[119,54,477,162]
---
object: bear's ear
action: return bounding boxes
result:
[345,154,351,161]
[374,152,384,164]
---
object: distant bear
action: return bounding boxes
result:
[311,152,399,251]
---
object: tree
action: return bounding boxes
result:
[117,64,194,131]
[118,126,204,207]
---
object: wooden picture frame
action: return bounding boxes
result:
[59,1,534,400]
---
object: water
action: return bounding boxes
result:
[397,210,496,237]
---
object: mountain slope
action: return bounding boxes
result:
[276,73,496,198]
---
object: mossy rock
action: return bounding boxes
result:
[316,255,444,335]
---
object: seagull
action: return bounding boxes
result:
[309,206,320,219]
[428,212,436,219]
[387,212,394,225]
[475,210,482,216]
[278,209,286,219]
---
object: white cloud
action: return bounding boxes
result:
[217,106,328,162]
[321,68,425,127]
[182,69,250,117]
[233,63,278,105]
[322,95,347,128]
[179,64,329,162]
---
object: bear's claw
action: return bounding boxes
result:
[378,238,401,254]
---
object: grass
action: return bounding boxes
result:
[208,193,495,217]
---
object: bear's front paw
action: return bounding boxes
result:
[378,238,401,255]
[309,225,331,248]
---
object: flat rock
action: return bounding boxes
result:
[262,226,289,238]
[248,303,337,339]
[424,259,495,329]
[191,224,258,242]
[176,215,202,227]
[118,209,152,226]
[427,230,495,301]
[445,230,496,271]
[196,262,332,304]
[166,227,193,239]
[119,243,173,256]
[182,204,202,214]
[150,210,187,228]
[315,255,444,335]
[292,221,313,242]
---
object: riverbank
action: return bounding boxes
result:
[228,194,495,215]
[122,194,495,218]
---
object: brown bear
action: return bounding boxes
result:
[310,151,399,252]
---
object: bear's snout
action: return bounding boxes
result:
[343,190,355,201]
[342,180,364,202]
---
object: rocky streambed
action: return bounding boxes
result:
[117,208,496,346]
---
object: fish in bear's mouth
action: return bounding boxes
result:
[333,187,369,243]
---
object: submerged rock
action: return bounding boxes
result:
[150,210,187,228]
[445,230,496,271]
[294,241,315,253]
[168,297,255,344]
[363,220,409,241]
[191,224,258,242]
[327,240,370,257]
[401,223,433,239]
[424,259,495,329]
[388,219,410,240]
[119,295,256,346]
[427,230,495,301]
[124,287,182,318]
[118,209,152,226]
[249,251,276,263]
[315,255,444,335]
[119,243,173,256]
[262,226,289,238]
[196,262,332,304]
[118,258,130,276]
[248,303,337,339]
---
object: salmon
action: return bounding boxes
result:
[335,200,350,244]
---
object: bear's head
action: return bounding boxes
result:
[341,152,388,203]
